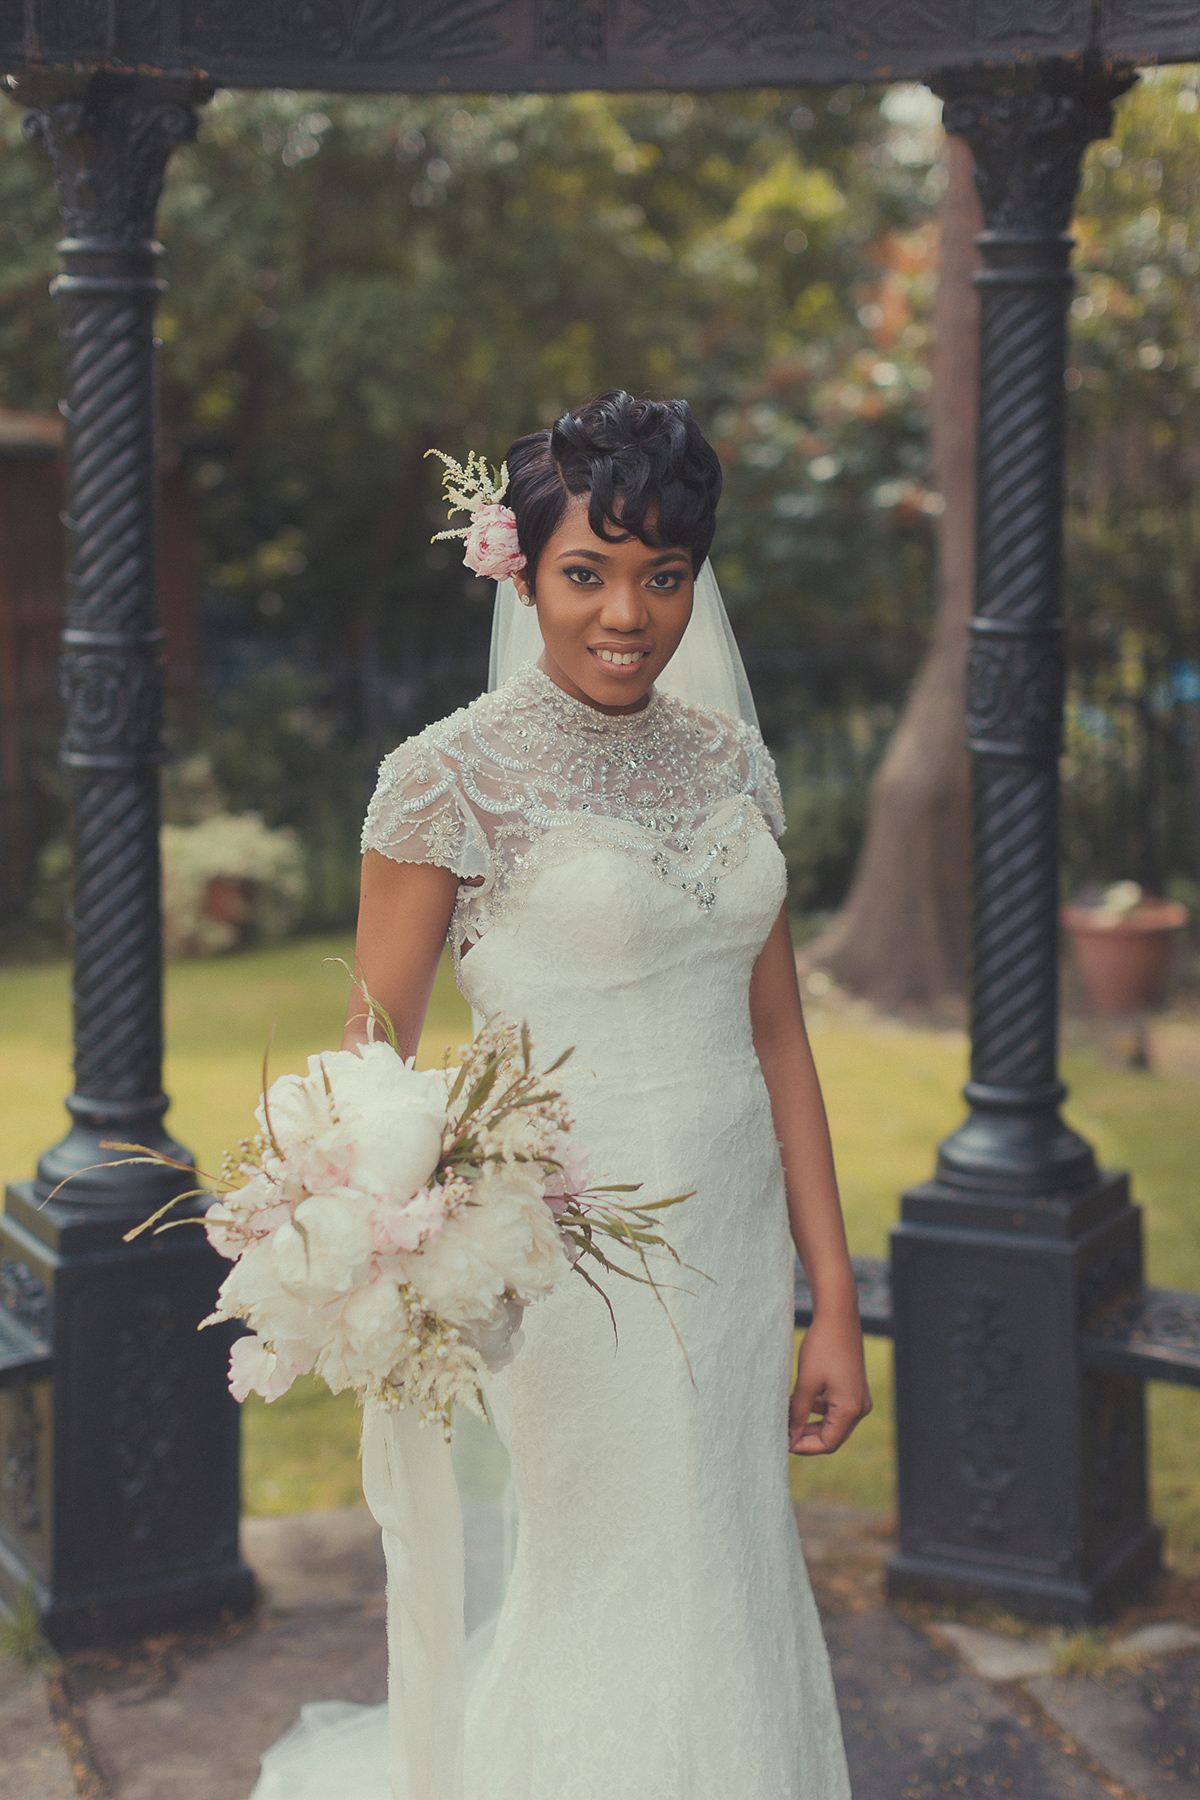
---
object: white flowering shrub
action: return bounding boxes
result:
[161,811,307,958]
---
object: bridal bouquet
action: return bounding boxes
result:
[117,1004,690,1432]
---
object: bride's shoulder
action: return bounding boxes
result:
[372,678,527,790]
[659,694,785,839]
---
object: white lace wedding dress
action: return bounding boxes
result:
[250,664,851,1800]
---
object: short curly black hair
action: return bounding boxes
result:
[504,391,722,585]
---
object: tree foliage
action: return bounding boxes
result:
[3,71,1198,930]
[1065,68,1200,898]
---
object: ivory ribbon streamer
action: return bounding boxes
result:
[361,1403,465,1800]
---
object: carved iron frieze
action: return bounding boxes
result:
[538,0,607,59]
[947,1282,1024,1542]
[623,0,849,56]
[0,0,1142,88]
[0,1261,51,1346]
[977,0,1079,37]
[1100,2,1200,66]
[1,1383,42,1535]
[182,0,512,60]
[111,1294,186,1551]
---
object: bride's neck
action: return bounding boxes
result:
[536,654,652,717]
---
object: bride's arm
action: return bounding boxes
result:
[341,850,460,1058]
[750,908,872,1455]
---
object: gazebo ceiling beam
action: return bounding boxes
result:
[0,2,1195,96]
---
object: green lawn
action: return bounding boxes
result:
[2,942,1196,1565]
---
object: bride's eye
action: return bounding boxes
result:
[564,566,602,587]
[647,570,686,591]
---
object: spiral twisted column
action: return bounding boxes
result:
[21,74,208,1203]
[889,69,1162,1625]
[933,70,1134,1205]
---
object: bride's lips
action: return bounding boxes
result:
[588,645,653,677]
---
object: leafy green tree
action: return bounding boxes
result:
[1066,66,1200,899]
[0,83,942,928]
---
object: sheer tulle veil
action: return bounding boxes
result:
[487,558,759,729]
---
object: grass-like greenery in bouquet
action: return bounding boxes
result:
[107,969,694,1435]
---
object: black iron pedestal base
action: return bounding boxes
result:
[887,1521,1162,1626]
[0,1182,253,1651]
[889,1169,1159,1626]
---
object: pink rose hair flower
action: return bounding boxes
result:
[463,503,525,581]
[426,447,527,583]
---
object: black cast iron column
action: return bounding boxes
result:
[0,73,252,1647]
[29,75,196,1201]
[888,65,1160,1623]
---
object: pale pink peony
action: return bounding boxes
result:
[462,504,526,581]
[228,1333,305,1403]
[370,1185,448,1254]
[542,1135,593,1203]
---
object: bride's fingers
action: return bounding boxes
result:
[788,1384,870,1454]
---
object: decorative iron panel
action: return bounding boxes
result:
[1100,1,1200,66]
[0,0,1103,91]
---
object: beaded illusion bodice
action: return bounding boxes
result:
[361,664,785,958]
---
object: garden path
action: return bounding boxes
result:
[10,1496,1196,1800]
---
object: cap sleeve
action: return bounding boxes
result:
[361,736,490,881]
[741,723,785,839]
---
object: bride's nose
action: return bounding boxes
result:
[597,581,650,631]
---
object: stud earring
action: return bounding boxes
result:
[518,592,536,608]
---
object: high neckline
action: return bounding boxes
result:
[518,663,665,737]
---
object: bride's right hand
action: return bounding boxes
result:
[788,1307,872,1456]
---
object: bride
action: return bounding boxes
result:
[252,391,869,1800]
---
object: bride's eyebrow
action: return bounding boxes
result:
[555,547,690,568]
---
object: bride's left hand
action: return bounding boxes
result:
[788,1311,872,1455]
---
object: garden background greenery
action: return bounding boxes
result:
[1,71,1199,939]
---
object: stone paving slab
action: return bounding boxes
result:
[929,1621,1055,1683]
[0,1657,77,1800]
[1029,1656,1200,1800]
[65,1603,387,1800]
[824,1605,1113,1800]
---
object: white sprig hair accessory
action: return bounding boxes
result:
[425,447,527,584]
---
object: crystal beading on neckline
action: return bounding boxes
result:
[523,665,664,738]
[361,662,785,958]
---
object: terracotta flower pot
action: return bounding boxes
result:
[1061,899,1189,1014]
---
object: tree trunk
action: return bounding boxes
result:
[803,136,982,1012]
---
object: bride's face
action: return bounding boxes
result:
[514,495,694,715]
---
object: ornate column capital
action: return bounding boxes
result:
[16,72,209,247]
[935,67,1136,237]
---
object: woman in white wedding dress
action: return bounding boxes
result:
[252,392,868,1800]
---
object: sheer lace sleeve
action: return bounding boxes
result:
[738,721,786,840]
[361,732,491,883]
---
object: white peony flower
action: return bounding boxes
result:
[338,1274,409,1371]
[272,1188,377,1304]
[401,1164,568,1330]
[228,1334,306,1403]
[370,1185,448,1254]
[257,1043,447,1206]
